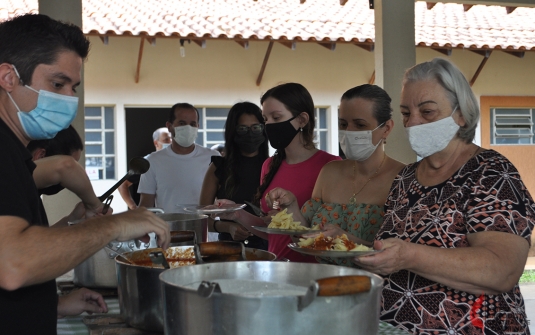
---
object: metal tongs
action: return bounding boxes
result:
[101,195,113,215]
[244,200,267,217]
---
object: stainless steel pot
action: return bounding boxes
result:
[73,234,157,288]
[73,212,207,288]
[160,262,382,335]
[115,245,276,332]
[154,212,208,243]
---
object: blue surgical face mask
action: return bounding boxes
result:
[7,65,78,140]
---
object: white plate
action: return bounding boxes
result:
[287,243,382,258]
[251,226,315,235]
[183,204,246,214]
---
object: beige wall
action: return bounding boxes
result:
[81,36,535,213]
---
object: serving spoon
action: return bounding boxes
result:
[98,157,150,202]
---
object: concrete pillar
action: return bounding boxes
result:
[374,0,416,164]
[39,0,86,224]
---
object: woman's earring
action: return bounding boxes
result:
[300,127,303,132]
[383,138,387,145]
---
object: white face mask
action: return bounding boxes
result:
[174,125,198,147]
[159,142,171,150]
[339,123,384,161]
[405,106,459,158]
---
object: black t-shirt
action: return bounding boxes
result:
[0,120,58,335]
[213,154,268,250]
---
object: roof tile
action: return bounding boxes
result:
[0,0,534,50]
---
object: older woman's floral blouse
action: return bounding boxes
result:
[376,150,534,335]
[301,198,384,266]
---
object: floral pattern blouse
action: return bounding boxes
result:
[376,150,534,335]
[301,197,384,267]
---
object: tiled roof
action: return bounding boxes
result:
[1,0,534,51]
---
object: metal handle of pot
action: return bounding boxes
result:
[170,230,196,244]
[199,241,244,257]
[316,275,371,296]
[298,275,371,311]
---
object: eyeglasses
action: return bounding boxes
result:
[236,124,264,135]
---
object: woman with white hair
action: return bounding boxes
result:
[357,58,534,334]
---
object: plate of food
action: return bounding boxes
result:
[287,233,381,258]
[251,226,316,235]
[183,204,246,214]
[251,209,320,235]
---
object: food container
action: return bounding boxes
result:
[160,262,382,335]
[115,244,276,332]
[72,212,208,288]
[154,212,208,243]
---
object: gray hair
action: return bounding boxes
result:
[402,58,479,143]
[152,127,170,142]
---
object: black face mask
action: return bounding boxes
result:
[265,116,299,150]
[39,183,65,196]
[234,132,265,154]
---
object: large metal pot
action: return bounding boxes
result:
[160,262,382,335]
[154,212,208,243]
[73,212,207,288]
[73,233,158,288]
[116,245,276,332]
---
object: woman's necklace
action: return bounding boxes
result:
[349,153,386,205]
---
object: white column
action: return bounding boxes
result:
[374,0,416,164]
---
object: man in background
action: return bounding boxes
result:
[138,103,220,225]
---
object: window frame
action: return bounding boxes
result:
[84,105,116,180]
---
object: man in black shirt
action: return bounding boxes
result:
[0,14,170,335]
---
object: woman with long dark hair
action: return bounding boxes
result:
[218,83,341,261]
[200,102,269,249]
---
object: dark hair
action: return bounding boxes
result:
[341,84,393,126]
[169,103,199,123]
[0,14,90,85]
[254,83,316,203]
[222,102,268,198]
[27,125,83,157]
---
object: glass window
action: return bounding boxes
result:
[195,106,229,148]
[491,108,535,145]
[84,106,116,180]
[315,108,329,151]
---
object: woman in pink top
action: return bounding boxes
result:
[218,83,340,262]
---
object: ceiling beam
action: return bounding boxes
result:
[256,41,274,87]
[463,4,473,10]
[192,39,206,48]
[355,43,374,52]
[504,50,525,58]
[340,0,349,5]
[506,6,517,13]
[134,37,145,84]
[318,42,336,51]
[426,2,437,9]
[146,37,156,46]
[235,40,249,49]
[369,70,375,85]
[99,35,109,45]
[470,49,492,57]
[431,47,452,56]
[279,41,296,50]
[469,50,492,87]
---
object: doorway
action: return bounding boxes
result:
[124,107,170,165]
